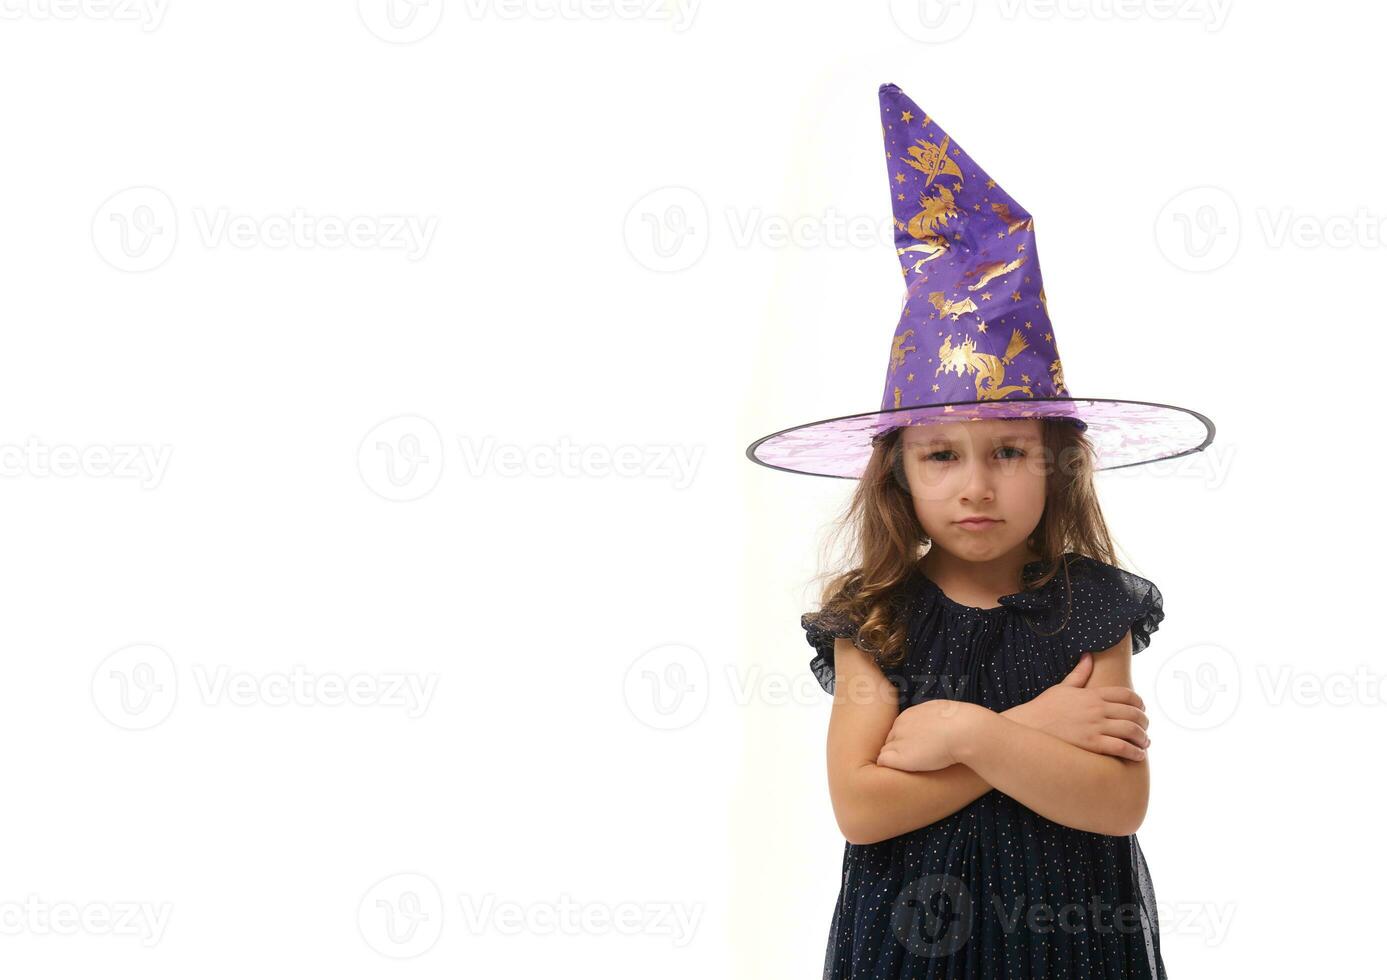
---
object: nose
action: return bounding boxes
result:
[960,455,995,503]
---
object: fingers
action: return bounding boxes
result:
[1102,719,1151,749]
[1098,685,1146,712]
[877,747,905,769]
[1096,734,1147,762]
[1103,702,1150,732]
[1061,652,1093,685]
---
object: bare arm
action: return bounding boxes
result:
[825,637,1044,845]
[949,630,1150,836]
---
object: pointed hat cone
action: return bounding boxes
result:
[746,82,1214,478]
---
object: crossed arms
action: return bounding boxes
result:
[824,631,1151,845]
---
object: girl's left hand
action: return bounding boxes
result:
[875,699,974,772]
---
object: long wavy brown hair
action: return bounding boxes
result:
[807,418,1119,670]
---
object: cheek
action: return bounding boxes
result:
[903,462,957,501]
[906,479,962,536]
[998,468,1048,514]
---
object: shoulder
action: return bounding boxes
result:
[1055,554,1165,656]
[801,577,921,695]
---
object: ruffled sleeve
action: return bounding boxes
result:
[801,610,863,695]
[1063,558,1165,656]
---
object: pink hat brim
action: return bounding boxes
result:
[746,397,1215,478]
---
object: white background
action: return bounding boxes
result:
[0,1,1379,977]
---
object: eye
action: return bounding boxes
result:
[919,447,1026,462]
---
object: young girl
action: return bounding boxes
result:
[745,84,1215,979]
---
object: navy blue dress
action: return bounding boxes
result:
[803,552,1167,979]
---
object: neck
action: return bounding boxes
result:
[920,544,1047,598]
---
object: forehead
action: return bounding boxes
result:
[901,419,1042,446]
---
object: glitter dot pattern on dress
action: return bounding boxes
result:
[801,552,1167,978]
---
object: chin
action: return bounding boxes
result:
[947,530,1022,557]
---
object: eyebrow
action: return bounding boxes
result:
[912,433,1041,448]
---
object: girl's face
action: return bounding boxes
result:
[899,419,1048,561]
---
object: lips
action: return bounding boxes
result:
[955,518,1000,528]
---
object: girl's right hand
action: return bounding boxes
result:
[1019,653,1151,761]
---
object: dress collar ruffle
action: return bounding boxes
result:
[913,552,1083,625]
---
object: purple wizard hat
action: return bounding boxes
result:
[745,82,1215,478]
